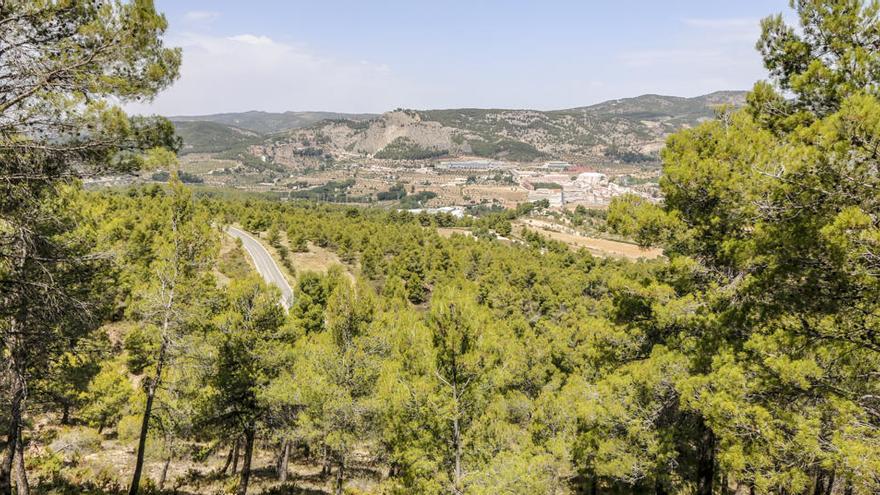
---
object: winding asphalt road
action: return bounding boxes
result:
[227,226,293,310]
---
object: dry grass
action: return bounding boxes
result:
[65,432,379,494]
[216,231,256,285]
[289,242,357,284]
[179,155,241,174]
[254,230,355,284]
[515,219,663,259]
[289,243,343,274]
[436,227,473,239]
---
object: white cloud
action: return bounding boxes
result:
[228,34,273,45]
[183,11,220,23]
[127,33,416,115]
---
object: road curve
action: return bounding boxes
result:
[227,226,293,310]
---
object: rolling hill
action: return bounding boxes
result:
[173,121,264,155]
[171,110,378,134]
[177,91,747,166]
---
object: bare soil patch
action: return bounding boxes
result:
[516,219,663,259]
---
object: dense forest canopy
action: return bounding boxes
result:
[1,1,879,495]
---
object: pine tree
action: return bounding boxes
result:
[208,276,285,495]
[0,1,180,492]
[127,176,216,495]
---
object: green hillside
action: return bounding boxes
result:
[173,120,264,155]
[171,110,378,134]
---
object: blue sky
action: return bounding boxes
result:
[131,0,793,115]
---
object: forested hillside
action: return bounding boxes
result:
[2,2,880,495]
[173,121,264,155]
[171,111,379,135]
[261,91,746,165]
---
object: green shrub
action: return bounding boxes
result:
[117,414,142,444]
[374,137,448,160]
[49,427,103,461]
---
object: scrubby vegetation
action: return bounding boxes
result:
[398,190,438,208]
[288,179,366,202]
[374,137,448,160]
[172,121,264,155]
[467,137,546,161]
[150,170,204,184]
[529,181,563,190]
[375,183,407,201]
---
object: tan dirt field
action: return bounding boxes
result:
[515,219,663,259]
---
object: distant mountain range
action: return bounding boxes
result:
[171,91,746,165]
[170,110,378,134]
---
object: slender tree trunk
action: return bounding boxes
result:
[813,469,826,495]
[451,380,463,495]
[655,477,668,495]
[60,404,70,426]
[278,440,290,482]
[128,338,168,495]
[221,442,235,475]
[824,471,835,495]
[321,446,331,477]
[696,421,716,495]
[232,438,240,474]
[158,457,171,491]
[0,369,25,495]
[334,458,344,495]
[13,427,28,495]
[236,423,255,495]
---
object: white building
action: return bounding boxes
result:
[406,206,466,218]
[573,172,606,185]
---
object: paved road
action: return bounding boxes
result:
[227,226,293,310]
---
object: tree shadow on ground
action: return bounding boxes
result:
[34,476,329,495]
[32,477,202,495]
[256,483,328,495]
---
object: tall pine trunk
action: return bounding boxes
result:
[0,367,25,495]
[278,440,290,482]
[232,438,241,474]
[221,442,235,475]
[824,471,835,495]
[813,469,826,495]
[451,377,463,495]
[695,421,716,495]
[334,457,345,495]
[158,457,171,490]
[128,337,168,495]
[13,425,28,495]
[236,423,255,495]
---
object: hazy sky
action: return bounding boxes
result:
[128,0,793,116]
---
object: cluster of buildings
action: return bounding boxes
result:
[437,159,504,171]
[405,206,466,217]
[518,169,652,207]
